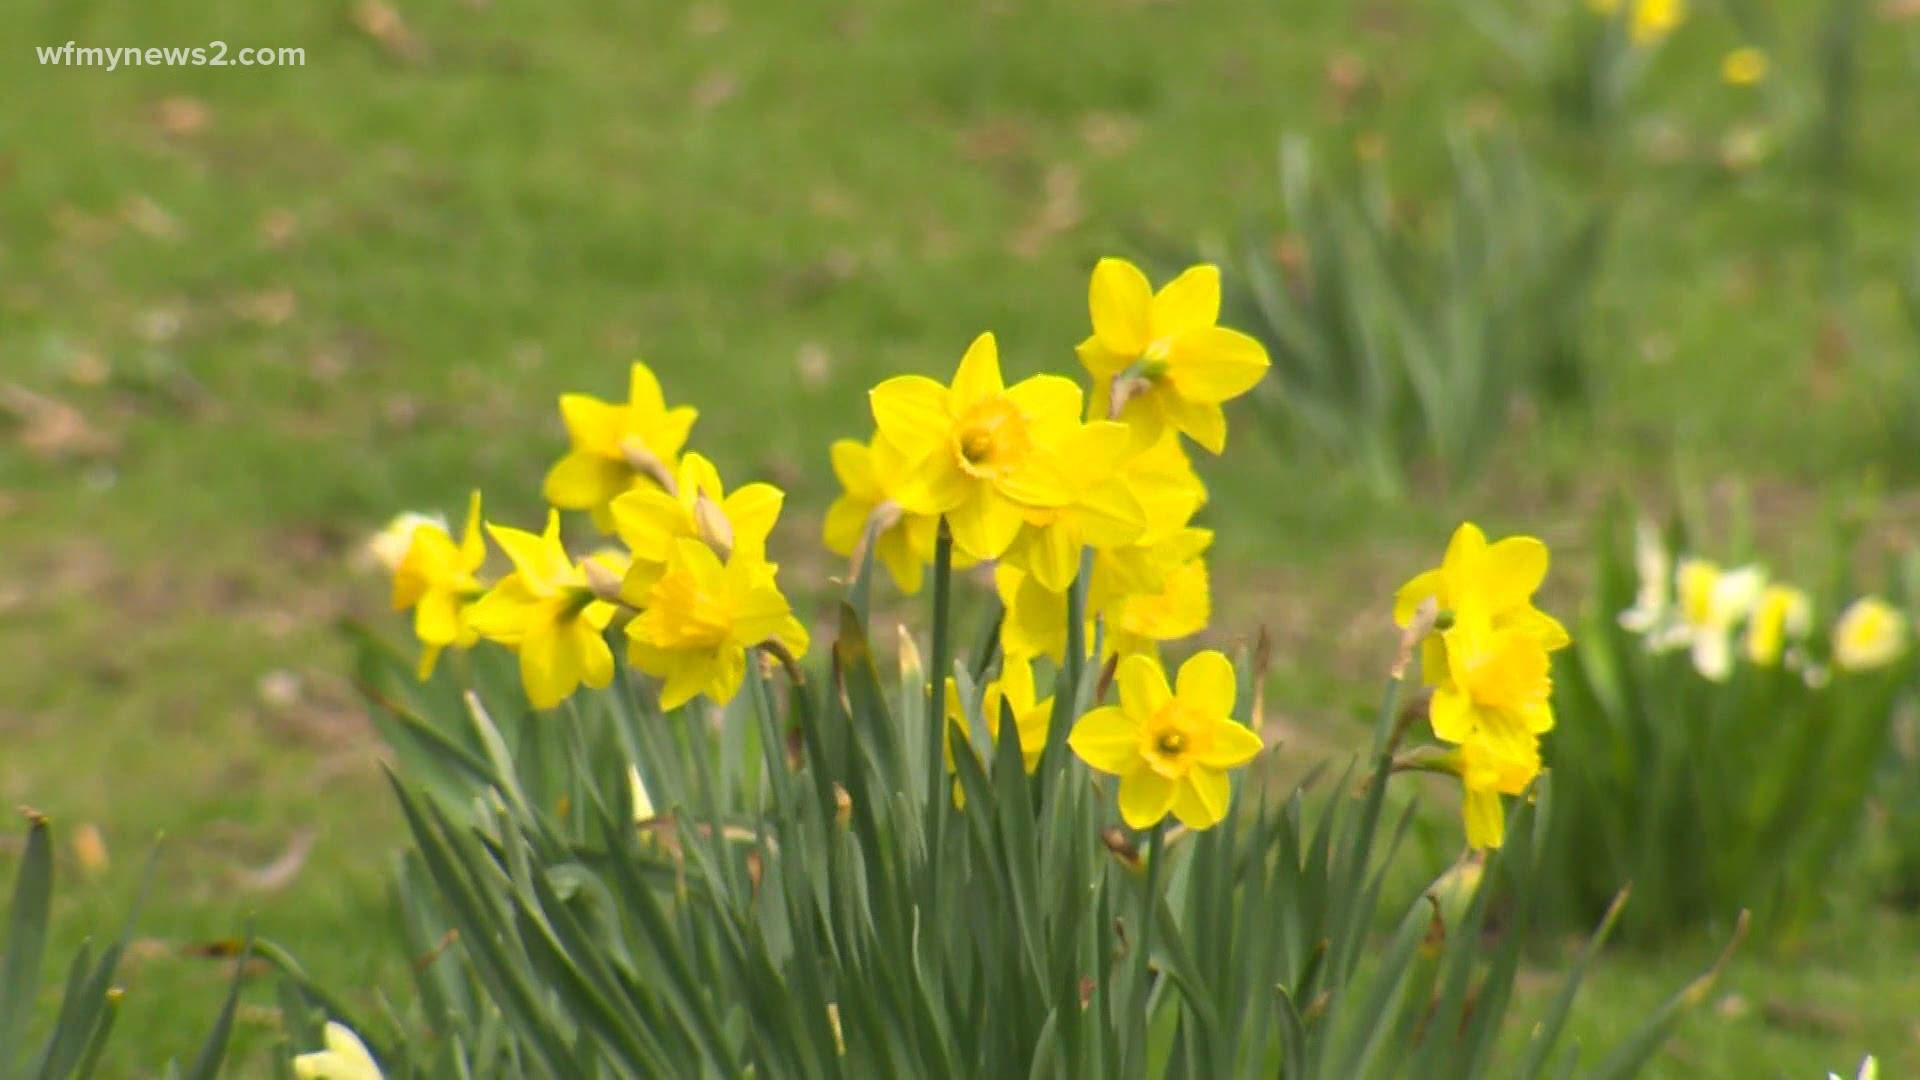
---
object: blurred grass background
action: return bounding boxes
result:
[3,0,1920,1072]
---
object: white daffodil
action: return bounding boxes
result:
[1618,520,1673,638]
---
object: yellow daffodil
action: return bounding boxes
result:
[543,361,698,531]
[1394,523,1570,686]
[392,491,486,679]
[1069,651,1264,830]
[293,1021,383,1080]
[869,332,1082,561]
[822,436,945,594]
[610,452,783,600]
[366,510,446,573]
[1429,611,1556,763]
[942,659,1054,804]
[466,511,616,710]
[1105,538,1211,659]
[1121,432,1209,545]
[1457,735,1540,851]
[1746,583,1812,667]
[1630,0,1684,45]
[1076,258,1271,454]
[1722,46,1767,86]
[1673,558,1764,681]
[1000,420,1147,592]
[1832,596,1908,672]
[626,538,809,709]
[996,528,1212,663]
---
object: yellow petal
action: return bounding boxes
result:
[1006,375,1086,440]
[520,625,580,710]
[892,450,971,515]
[415,642,445,682]
[413,590,464,646]
[875,528,925,594]
[1170,768,1231,830]
[1162,393,1227,455]
[870,376,951,460]
[1174,650,1236,718]
[1149,264,1221,339]
[1020,520,1082,594]
[949,332,1005,411]
[1442,523,1488,581]
[1164,327,1270,404]
[1393,569,1444,627]
[1076,335,1131,380]
[465,577,541,644]
[1115,653,1172,723]
[1067,703,1136,768]
[1463,787,1506,850]
[1196,717,1263,769]
[1475,537,1550,612]
[627,361,668,415]
[946,489,1025,561]
[704,645,750,705]
[1117,766,1176,829]
[609,489,691,562]
[822,494,873,558]
[723,483,786,556]
[1089,257,1153,357]
[1429,685,1474,744]
[574,619,615,691]
[543,451,626,512]
[459,490,485,569]
[558,393,622,454]
[487,513,569,593]
[830,438,878,500]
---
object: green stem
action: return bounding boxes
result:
[1135,820,1166,1076]
[925,518,954,857]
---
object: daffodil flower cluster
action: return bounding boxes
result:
[1615,522,1909,683]
[379,361,808,712]
[825,259,1256,673]
[1395,523,1569,850]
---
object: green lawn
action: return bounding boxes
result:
[4,0,1919,1072]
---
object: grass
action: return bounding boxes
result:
[3,0,1919,1072]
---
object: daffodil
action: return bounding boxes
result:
[942,659,1054,804]
[1429,610,1556,763]
[1630,0,1684,45]
[869,332,1081,561]
[392,491,486,679]
[366,510,446,573]
[1832,597,1908,672]
[1457,734,1540,851]
[1722,46,1767,86]
[1069,651,1263,830]
[1120,432,1209,545]
[626,538,809,709]
[610,452,783,600]
[1076,258,1271,454]
[1394,523,1570,687]
[822,436,944,594]
[996,527,1212,663]
[1746,583,1811,667]
[466,511,616,710]
[1617,520,1672,637]
[1000,420,1147,592]
[1672,559,1765,681]
[543,361,698,531]
[293,1021,383,1080]
[1105,538,1211,659]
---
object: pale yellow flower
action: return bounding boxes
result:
[1833,597,1907,672]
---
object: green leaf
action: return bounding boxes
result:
[2,813,54,1062]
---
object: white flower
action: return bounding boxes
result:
[293,1021,382,1080]
[1829,1054,1878,1080]
[1833,598,1908,672]
[1618,520,1673,636]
